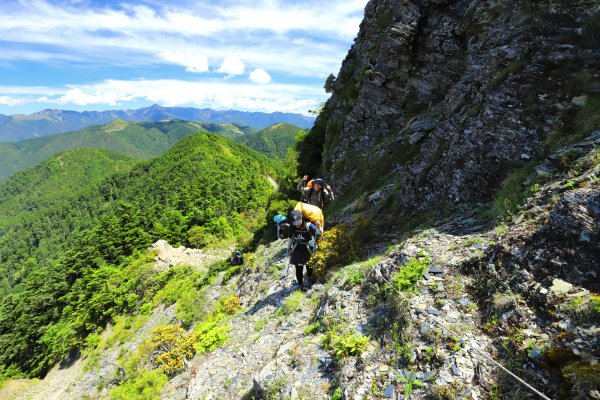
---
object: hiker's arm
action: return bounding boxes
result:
[296,175,308,193]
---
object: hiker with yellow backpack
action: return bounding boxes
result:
[273,176,335,290]
[283,176,334,290]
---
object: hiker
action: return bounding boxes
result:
[288,210,318,291]
[297,175,333,209]
[231,250,243,266]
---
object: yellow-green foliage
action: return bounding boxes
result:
[309,224,362,280]
[215,294,242,315]
[322,330,369,359]
[341,256,383,288]
[150,325,196,376]
[193,320,230,355]
[175,288,208,329]
[275,291,305,316]
[110,368,168,400]
[577,94,600,134]
[490,161,539,218]
[392,256,429,292]
[562,362,600,387]
[105,314,151,348]
[192,294,240,354]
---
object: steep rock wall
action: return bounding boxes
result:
[304,0,600,212]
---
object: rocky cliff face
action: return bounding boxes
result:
[304,0,600,211]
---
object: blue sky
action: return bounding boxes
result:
[0,0,368,115]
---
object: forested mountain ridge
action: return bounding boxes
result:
[239,122,305,159]
[0,104,315,142]
[0,120,243,184]
[0,148,138,229]
[0,120,299,184]
[0,132,280,379]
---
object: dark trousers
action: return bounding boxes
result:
[295,264,313,286]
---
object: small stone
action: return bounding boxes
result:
[415,371,433,382]
[408,131,425,145]
[427,308,442,316]
[550,278,573,295]
[528,345,542,358]
[567,290,588,298]
[458,297,471,307]
[428,265,444,274]
[383,384,395,398]
[571,95,588,106]
[379,365,390,372]
[451,362,461,376]
[446,311,461,322]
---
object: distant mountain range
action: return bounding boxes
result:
[0,104,315,142]
[0,119,302,184]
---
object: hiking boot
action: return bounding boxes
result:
[299,285,308,292]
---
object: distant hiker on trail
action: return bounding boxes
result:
[288,210,318,291]
[231,250,243,266]
[297,175,333,209]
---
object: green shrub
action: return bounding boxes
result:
[304,322,321,336]
[275,291,305,316]
[376,10,393,29]
[110,368,168,400]
[492,58,529,87]
[332,387,343,400]
[193,320,230,355]
[175,288,208,329]
[392,256,429,292]
[254,318,269,332]
[322,331,369,359]
[576,94,600,134]
[490,161,539,218]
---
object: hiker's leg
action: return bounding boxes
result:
[295,264,304,286]
[306,265,313,285]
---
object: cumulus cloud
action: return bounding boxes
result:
[217,56,245,76]
[0,0,368,77]
[249,68,272,84]
[0,79,325,115]
[158,50,209,73]
[0,96,26,106]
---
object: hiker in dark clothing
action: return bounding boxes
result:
[297,175,333,209]
[288,210,317,291]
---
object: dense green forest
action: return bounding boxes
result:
[0,132,281,379]
[0,120,254,184]
[239,122,304,159]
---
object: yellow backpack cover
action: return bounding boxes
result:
[294,202,324,228]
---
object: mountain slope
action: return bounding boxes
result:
[0,132,279,377]
[238,122,304,159]
[0,149,137,230]
[0,104,315,142]
[0,120,247,184]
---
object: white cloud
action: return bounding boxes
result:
[0,96,26,106]
[0,0,368,77]
[158,50,209,73]
[217,56,245,76]
[0,79,326,115]
[58,88,134,106]
[249,68,272,84]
